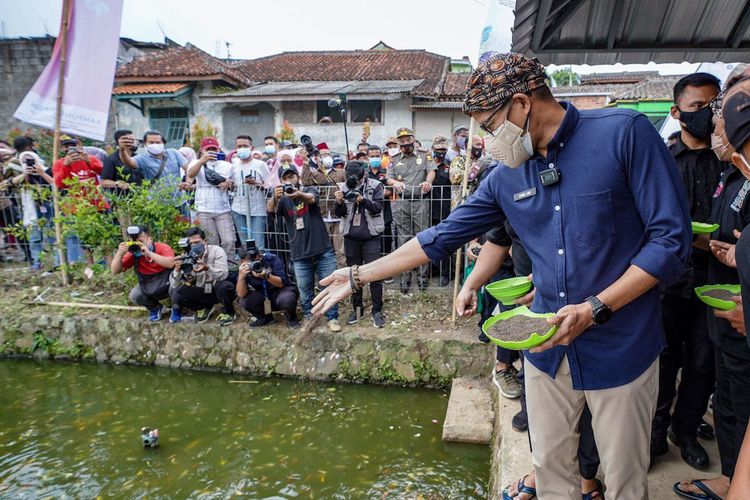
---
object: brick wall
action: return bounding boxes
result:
[0,37,55,137]
[0,37,117,142]
[563,95,608,110]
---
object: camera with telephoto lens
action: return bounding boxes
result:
[283,183,296,195]
[244,239,264,274]
[176,237,199,281]
[300,135,318,156]
[126,226,141,253]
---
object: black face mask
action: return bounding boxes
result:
[433,151,446,162]
[400,143,414,155]
[679,106,714,140]
[471,147,483,159]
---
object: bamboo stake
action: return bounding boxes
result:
[50,0,72,286]
[451,118,478,326]
[30,301,144,312]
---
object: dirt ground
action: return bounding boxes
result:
[0,262,482,342]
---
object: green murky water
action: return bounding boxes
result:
[0,360,488,498]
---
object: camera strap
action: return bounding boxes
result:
[153,153,168,181]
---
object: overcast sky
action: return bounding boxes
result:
[2,0,700,75]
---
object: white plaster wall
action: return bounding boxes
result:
[414,109,469,148]
[285,96,415,152]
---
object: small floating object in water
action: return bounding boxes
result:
[141,427,159,449]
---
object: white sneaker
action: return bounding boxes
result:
[327,319,342,332]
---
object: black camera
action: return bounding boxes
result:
[176,238,199,280]
[126,226,141,253]
[283,183,296,195]
[300,135,318,156]
[344,190,360,202]
[25,158,35,167]
[251,261,264,273]
[539,167,561,187]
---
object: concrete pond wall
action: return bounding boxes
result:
[0,312,495,388]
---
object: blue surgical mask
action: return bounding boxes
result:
[237,147,252,160]
[369,157,381,168]
[456,136,467,149]
[264,145,276,154]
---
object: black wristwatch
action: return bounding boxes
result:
[586,295,612,325]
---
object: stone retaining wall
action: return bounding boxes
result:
[0,312,494,388]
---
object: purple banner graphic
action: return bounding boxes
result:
[14,0,124,141]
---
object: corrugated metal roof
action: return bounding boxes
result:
[512,0,750,65]
[411,101,463,109]
[206,80,424,98]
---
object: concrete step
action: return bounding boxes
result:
[442,376,495,444]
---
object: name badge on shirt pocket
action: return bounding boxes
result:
[513,187,537,202]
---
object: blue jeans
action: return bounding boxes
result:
[53,234,85,265]
[231,210,267,251]
[293,248,338,320]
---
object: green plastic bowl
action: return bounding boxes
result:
[695,284,741,310]
[481,306,558,351]
[691,221,720,234]
[485,277,532,301]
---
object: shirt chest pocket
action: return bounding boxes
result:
[573,190,616,246]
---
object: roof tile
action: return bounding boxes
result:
[116,43,248,85]
[112,83,189,95]
[234,50,449,96]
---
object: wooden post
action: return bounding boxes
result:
[451,118,477,325]
[51,0,71,286]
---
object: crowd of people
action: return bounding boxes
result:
[309,53,750,499]
[0,121,490,332]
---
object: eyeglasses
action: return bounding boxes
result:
[478,103,508,137]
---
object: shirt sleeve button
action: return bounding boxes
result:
[559,292,566,298]
[554,205,561,211]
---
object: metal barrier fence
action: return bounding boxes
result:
[0,182,467,290]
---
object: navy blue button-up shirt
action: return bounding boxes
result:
[417,103,691,390]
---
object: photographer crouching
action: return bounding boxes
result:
[169,227,237,326]
[111,225,176,322]
[237,240,300,328]
[334,161,386,328]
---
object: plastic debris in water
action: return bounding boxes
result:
[141,427,159,449]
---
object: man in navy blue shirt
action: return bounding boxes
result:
[312,53,691,499]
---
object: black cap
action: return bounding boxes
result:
[724,86,750,150]
[278,163,299,180]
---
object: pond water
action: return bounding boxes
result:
[0,360,488,498]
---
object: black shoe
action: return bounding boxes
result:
[512,409,528,432]
[250,315,276,328]
[477,331,490,344]
[400,281,411,294]
[697,419,715,440]
[669,431,710,469]
[439,276,450,287]
[288,318,301,328]
[418,280,428,291]
[372,311,385,328]
[347,309,363,325]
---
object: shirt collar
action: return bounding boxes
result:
[546,101,579,150]
[671,135,710,157]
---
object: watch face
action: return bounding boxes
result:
[594,306,613,324]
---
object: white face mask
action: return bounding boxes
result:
[146,143,164,156]
[321,156,334,168]
[387,147,400,157]
[710,131,730,161]
[486,112,534,168]
[237,147,252,160]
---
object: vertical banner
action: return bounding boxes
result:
[13,0,124,141]
[479,0,512,64]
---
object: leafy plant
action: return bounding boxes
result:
[548,68,580,86]
[119,178,192,249]
[189,115,219,152]
[278,120,296,142]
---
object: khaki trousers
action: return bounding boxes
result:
[525,355,658,500]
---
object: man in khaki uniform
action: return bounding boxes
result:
[387,127,435,292]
